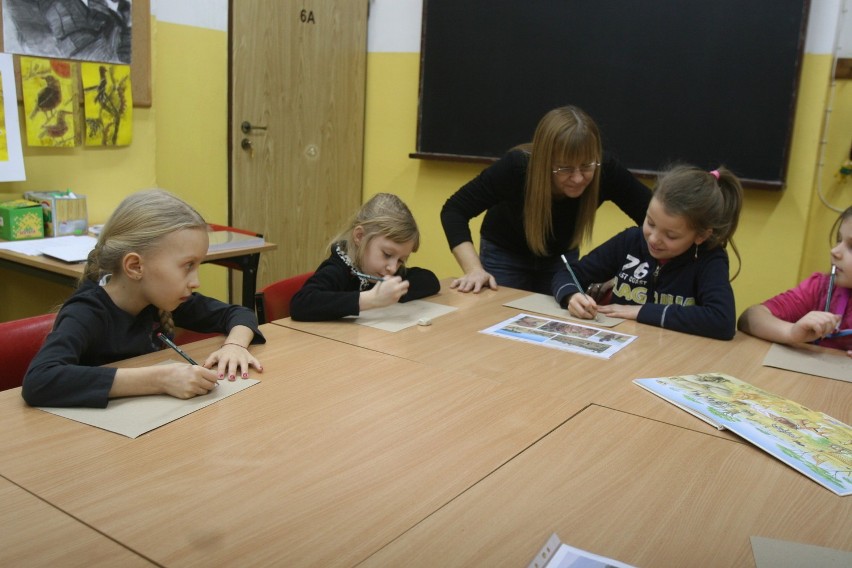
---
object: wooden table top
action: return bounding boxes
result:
[0,325,576,567]
[278,281,851,438]
[362,405,852,567]
[0,477,155,567]
[2,281,850,567]
[0,238,277,279]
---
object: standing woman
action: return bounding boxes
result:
[440,105,652,294]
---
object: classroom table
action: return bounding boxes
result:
[0,325,576,567]
[278,281,851,439]
[1,285,850,567]
[0,477,155,567]
[362,405,852,567]
[0,236,277,308]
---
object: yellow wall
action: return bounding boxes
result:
[1,20,850,322]
[0,19,229,321]
[803,78,852,278]
[364,51,852,312]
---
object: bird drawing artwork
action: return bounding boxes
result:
[21,57,78,147]
[39,110,72,142]
[82,62,133,146]
[29,75,61,120]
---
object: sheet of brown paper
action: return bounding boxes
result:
[504,293,624,328]
[38,378,258,438]
[352,300,457,332]
[751,536,852,568]
[762,343,852,383]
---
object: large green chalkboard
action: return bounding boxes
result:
[415,0,810,188]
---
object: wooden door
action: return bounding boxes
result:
[229,1,367,295]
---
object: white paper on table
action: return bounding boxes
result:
[39,235,99,262]
[353,300,457,332]
[0,235,98,260]
[528,533,637,568]
[0,239,46,255]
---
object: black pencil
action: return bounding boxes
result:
[825,265,837,312]
[157,332,198,365]
[351,269,385,282]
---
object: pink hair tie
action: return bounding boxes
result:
[709,169,720,179]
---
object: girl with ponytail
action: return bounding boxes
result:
[23,189,265,408]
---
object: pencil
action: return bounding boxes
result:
[157,332,198,365]
[351,269,385,282]
[825,264,837,312]
[560,255,588,300]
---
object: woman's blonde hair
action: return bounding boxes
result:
[332,193,420,269]
[521,105,602,256]
[83,189,208,334]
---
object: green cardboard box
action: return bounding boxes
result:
[0,199,45,240]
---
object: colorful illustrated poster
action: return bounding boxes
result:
[634,373,852,496]
[21,57,78,147]
[0,53,25,180]
[82,62,133,146]
[479,313,636,359]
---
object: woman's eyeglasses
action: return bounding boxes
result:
[552,162,600,178]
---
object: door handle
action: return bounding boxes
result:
[241,121,268,134]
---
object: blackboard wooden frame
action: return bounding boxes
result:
[413,0,811,189]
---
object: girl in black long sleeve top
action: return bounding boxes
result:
[291,193,440,321]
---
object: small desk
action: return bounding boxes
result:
[0,237,277,308]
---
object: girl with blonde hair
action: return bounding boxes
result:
[23,189,264,408]
[291,193,440,321]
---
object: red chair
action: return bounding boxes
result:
[0,313,57,391]
[173,328,221,345]
[255,272,314,323]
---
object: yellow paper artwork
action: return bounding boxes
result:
[21,57,78,147]
[82,63,133,146]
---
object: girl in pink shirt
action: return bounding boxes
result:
[738,206,852,357]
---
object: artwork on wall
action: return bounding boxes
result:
[1,0,132,64]
[82,62,132,146]
[20,56,78,147]
[0,52,24,180]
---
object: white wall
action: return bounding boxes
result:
[150,1,849,57]
[151,0,228,32]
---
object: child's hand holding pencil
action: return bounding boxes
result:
[561,254,598,320]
